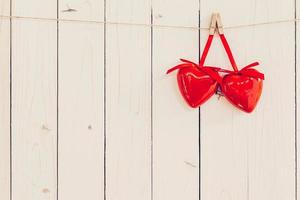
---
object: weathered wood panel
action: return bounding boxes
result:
[152,0,200,200]
[58,22,104,200]
[0,0,10,197]
[106,0,151,199]
[59,0,104,21]
[200,2,295,200]
[12,19,57,200]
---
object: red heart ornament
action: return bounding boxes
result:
[177,67,218,108]
[167,61,220,108]
[166,14,265,112]
[221,69,263,113]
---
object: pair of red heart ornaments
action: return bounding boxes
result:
[167,14,264,113]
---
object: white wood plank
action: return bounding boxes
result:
[58,0,104,198]
[58,22,104,200]
[0,4,11,200]
[0,18,10,200]
[199,2,293,28]
[59,0,104,21]
[296,1,300,198]
[106,0,150,24]
[12,0,56,18]
[0,0,10,16]
[152,0,199,200]
[200,2,295,200]
[12,19,57,200]
[106,0,151,199]
[152,0,199,27]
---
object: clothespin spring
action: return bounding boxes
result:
[209,13,224,35]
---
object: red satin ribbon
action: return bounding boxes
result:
[200,34,238,72]
[166,59,220,74]
[167,33,264,83]
[166,59,223,83]
[219,61,265,81]
[199,33,264,82]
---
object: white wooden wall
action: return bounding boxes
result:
[0,0,298,199]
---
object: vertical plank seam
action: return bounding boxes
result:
[9,0,12,198]
[150,4,154,200]
[104,0,107,199]
[56,0,59,199]
[295,0,298,198]
[198,0,201,199]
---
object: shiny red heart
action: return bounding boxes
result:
[167,63,218,108]
[221,69,263,113]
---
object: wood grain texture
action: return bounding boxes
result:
[200,1,295,200]
[0,18,10,200]
[296,0,299,198]
[12,19,57,200]
[106,0,150,24]
[58,1,104,200]
[199,1,293,28]
[59,0,104,21]
[58,22,104,200]
[106,0,151,199]
[152,0,198,27]
[12,0,56,18]
[2,1,299,200]
[0,0,10,16]
[0,0,10,198]
[152,0,199,200]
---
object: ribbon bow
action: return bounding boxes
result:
[218,61,265,81]
[167,59,265,84]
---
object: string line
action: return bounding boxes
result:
[0,15,299,30]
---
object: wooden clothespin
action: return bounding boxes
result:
[209,13,224,35]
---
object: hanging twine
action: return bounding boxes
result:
[0,15,298,30]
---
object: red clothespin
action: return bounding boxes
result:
[209,13,224,35]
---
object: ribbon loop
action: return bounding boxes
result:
[199,33,239,72]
